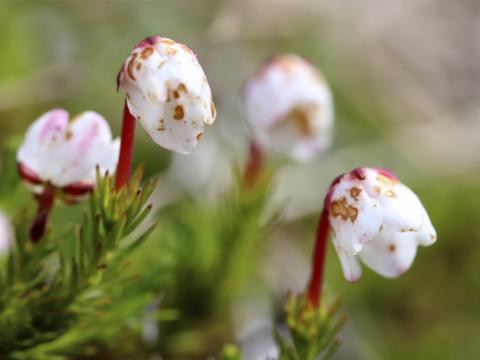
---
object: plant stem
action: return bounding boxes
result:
[115,101,136,191]
[244,141,263,187]
[30,185,55,243]
[307,207,330,307]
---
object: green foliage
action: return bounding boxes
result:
[274,291,346,360]
[155,171,275,355]
[0,164,173,359]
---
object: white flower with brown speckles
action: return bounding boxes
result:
[117,36,216,154]
[17,109,120,202]
[326,167,436,281]
[242,54,333,162]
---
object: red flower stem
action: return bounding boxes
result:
[30,185,55,243]
[115,101,136,191]
[244,141,263,187]
[307,207,330,307]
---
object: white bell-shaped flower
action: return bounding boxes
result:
[17,109,120,199]
[0,212,13,256]
[117,36,216,154]
[242,54,334,162]
[327,167,436,281]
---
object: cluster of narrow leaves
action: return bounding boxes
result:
[154,170,274,356]
[273,291,346,360]
[0,141,345,359]
[0,161,174,359]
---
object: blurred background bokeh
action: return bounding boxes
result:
[1,1,479,359]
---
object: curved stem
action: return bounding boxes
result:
[244,141,263,187]
[115,100,136,191]
[307,207,330,307]
[30,185,55,243]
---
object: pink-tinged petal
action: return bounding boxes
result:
[17,110,118,191]
[17,109,69,181]
[52,111,115,187]
[362,168,425,232]
[328,178,383,254]
[334,247,362,282]
[359,226,418,278]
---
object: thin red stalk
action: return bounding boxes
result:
[30,185,55,243]
[115,101,136,191]
[307,207,330,307]
[244,141,263,187]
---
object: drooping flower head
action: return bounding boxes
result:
[17,109,120,202]
[325,167,436,281]
[117,36,216,154]
[0,212,13,256]
[242,54,334,162]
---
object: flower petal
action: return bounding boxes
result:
[359,225,418,278]
[17,109,69,181]
[97,138,121,176]
[52,111,115,187]
[328,178,383,254]
[119,37,215,154]
[362,168,425,232]
[334,247,362,282]
[243,54,333,161]
[416,210,437,246]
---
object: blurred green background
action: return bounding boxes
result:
[1,1,479,359]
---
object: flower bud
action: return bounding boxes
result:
[326,167,436,281]
[117,36,216,154]
[17,109,120,201]
[0,212,13,256]
[243,54,333,162]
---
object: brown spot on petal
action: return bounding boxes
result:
[210,101,216,118]
[136,63,142,70]
[376,174,398,186]
[331,197,358,223]
[166,46,177,55]
[140,46,154,59]
[196,133,203,141]
[157,119,165,131]
[293,109,311,136]
[159,38,176,45]
[388,244,396,252]
[173,91,180,99]
[174,105,184,120]
[385,189,397,198]
[349,187,362,201]
[374,185,382,193]
[127,53,137,81]
[277,107,311,137]
[178,83,187,93]
[64,130,73,141]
